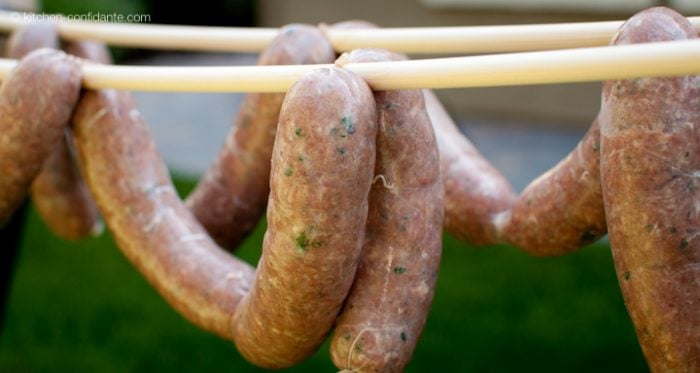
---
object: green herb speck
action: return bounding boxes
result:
[284,168,293,176]
[384,102,393,110]
[593,143,600,152]
[337,147,346,155]
[680,238,689,250]
[294,128,303,137]
[343,333,352,341]
[341,116,356,134]
[400,332,407,342]
[295,233,309,252]
[394,266,406,275]
[623,271,631,281]
[644,224,654,233]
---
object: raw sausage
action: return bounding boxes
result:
[6,24,105,240]
[327,20,515,246]
[498,119,605,256]
[74,65,374,369]
[186,24,335,251]
[5,22,57,57]
[331,49,443,373]
[424,90,516,245]
[72,88,256,339]
[600,7,700,371]
[231,67,377,368]
[0,49,82,226]
[65,40,113,65]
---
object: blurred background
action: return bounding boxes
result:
[1,0,689,371]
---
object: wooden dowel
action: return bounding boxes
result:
[1,10,700,54]
[1,39,698,92]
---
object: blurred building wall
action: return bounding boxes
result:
[257,0,696,127]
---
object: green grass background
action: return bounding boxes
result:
[0,176,648,372]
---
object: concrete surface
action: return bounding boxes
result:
[127,52,590,192]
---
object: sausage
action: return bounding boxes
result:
[29,134,104,239]
[185,24,335,251]
[599,7,700,371]
[5,22,58,57]
[30,40,113,240]
[424,90,516,245]
[231,67,377,368]
[331,49,443,373]
[0,49,82,226]
[6,24,104,240]
[64,40,113,65]
[497,119,605,256]
[72,89,256,339]
[326,20,515,246]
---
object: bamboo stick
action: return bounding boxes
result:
[0,39,698,92]
[1,10,699,54]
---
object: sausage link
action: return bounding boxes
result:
[0,49,82,226]
[5,22,57,57]
[64,40,113,64]
[30,135,103,239]
[231,67,377,368]
[328,19,515,246]
[31,40,113,240]
[186,24,335,251]
[498,119,604,256]
[331,49,443,373]
[600,7,700,371]
[72,89,255,339]
[6,24,104,240]
[424,90,516,245]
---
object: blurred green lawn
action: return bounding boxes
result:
[0,176,647,372]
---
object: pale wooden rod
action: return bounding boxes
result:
[0,10,700,54]
[0,39,698,92]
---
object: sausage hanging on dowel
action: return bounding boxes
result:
[424,90,517,245]
[64,40,113,65]
[331,49,444,373]
[600,7,700,371]
[5,23,103,240]
[5,22,57,57]
[0,48,82,226]
[497,119,605,256]
[73,64,375,368]
[231,67,377,368]
[185,24,335,251]
[327,20,515,246]
[72,88,256,339]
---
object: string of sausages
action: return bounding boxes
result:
[0,6,698,372]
